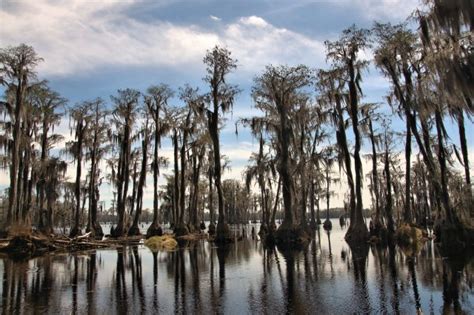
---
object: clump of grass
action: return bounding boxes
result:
[144,234,177,252]
[396,224,423,246]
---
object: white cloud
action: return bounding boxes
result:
[0,1,326,77]
[210,15,222,21]
[257,0,420,24]
[224,16,326,73]
[351,0,421,20]
[239,16,269,28]
[0,0,218,76]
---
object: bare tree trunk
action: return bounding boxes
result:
[299,127,308,230]
[384,140,395,236]
[21,135,31,222]
[25,168,34,223]
[38,119,48,231]
[435,110,458,224]
[455,107,471,193]
[271,177,281,227]
[368,118,381,223]
[310,179,316,229]
[208,105,229,243]
[323,167,333,231]
[345,56,368,243]
[129,160,138,218]
[335,95,356,238]
[176,113,191,236]
[257,136,267,234]
[86,118,103,238]
[335,95,356,223]
[7,76,26,227]
[130,135,149,236]
[190,147,204,230]
[171,130,179,228]
[16,145,25,222]
[70,122,84,238]
[146,120,163,238]
[114,111,132,237]
[208,159,216,235]
[279,105,294,226]
[404,118,412,223]
[120,140,131,235]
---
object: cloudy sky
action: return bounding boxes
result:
[1,0,471,210]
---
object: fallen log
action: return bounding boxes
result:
[75,232,92,240]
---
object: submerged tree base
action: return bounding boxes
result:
[110,225,127,238]
[174,223,189,237]
[323,219,332,231]
[369,220,388,244]
[214,221,233,245]
[127,225,142,237]
[86,223,104,240]
[208,222,216,236]
[258,224,269,236]
[274,222,310,248]
[345,223,369,245]
[436,222,474,255]
[339,215,346,227]
[69,226,82,238]
[146,222,163,239]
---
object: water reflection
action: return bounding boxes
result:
[86,252,97,315]
[0,220,473,314]
[349,243,371,313]
[388,243,401,314]
[442,255,472,314]
[280,249,302,314]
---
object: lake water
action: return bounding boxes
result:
[1,220,473,314]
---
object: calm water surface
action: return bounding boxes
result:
[1,220,473,314]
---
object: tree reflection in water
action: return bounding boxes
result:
[388,243,401,313]
[371,245,387,313]
[408,255,422,313]
[349,243,371,314]
[217,246,228,309]
[114,249,128,314]
[189,244,202,313]
[71,255,79,315]
[279,248,302,314]
[86,252,97,315]
[0,221,473,313]
[152,251,159,312]
[442,255,470,314]
[131,246,145,313]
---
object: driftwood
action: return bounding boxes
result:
[75,232,92,240]
[0,233,141,259]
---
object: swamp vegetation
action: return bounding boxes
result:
[0,1,472,309]
[0,0,473,312]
